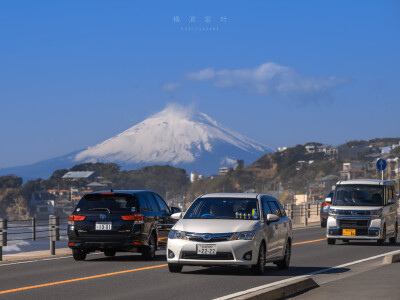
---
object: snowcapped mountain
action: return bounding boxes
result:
[0,105,274,180]
[74,105,273,168]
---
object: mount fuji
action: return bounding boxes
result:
[0,105,274,180]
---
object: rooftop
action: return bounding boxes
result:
[336,179,395,186]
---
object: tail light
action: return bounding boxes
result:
[68,214,86,224]
[122,213,144,224]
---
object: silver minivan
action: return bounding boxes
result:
[326,179,398,245]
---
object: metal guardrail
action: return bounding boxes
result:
[0,215,64,261]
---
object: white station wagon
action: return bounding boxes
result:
[167,193,293,274]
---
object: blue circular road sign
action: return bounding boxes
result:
[376,158,387,171]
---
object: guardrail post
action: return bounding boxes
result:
[0,219,7,261]
[49,215,60,255]
[307,204,311,218]
[303,203,308,226]
[32,217,36,241]
[290,204,294,220]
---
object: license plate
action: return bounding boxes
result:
[95,222,112,230]
[197,244,217,255]
[342,229,356,236]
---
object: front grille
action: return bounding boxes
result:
[181,251,234,260]
[338,219,370,236]
[339,219,370,228]
[186,233,233,243]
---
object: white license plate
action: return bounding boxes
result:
[197,244,217,255]
[95,222,112,230]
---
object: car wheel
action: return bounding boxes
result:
[377,225,386,246]
[168,263,183,273]
[276,239,291,270]
[104,250,116,257]
[72,249,86,261]
[327,238,335,245]
[389,224,397,244]
[142,234,156,260]
[251,243,266,275]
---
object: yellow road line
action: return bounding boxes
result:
[0,231,391,295]
[0,264,168,295]
[293,238,326,245]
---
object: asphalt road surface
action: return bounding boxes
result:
[1,225,399,300]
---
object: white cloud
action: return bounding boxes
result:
[187,62,346,99]
[161,82,183,92]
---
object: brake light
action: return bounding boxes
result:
[68,242,75,246]
[133,241,142,245]
[68,214,86,222]
[122,213,144,224]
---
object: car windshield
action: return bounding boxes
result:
[332,185,383,206]
[76,194,137,212]
[184,197,260,220]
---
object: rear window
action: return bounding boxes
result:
[76,194,137,212]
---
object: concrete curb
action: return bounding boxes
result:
[228,278,318,300]
[382,250,400,264]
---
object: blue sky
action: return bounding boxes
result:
[0,0,399,169]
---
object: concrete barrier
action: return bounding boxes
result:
[382,250,400,264]
[226,277,318,300]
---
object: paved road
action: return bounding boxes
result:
[0,226,399,300]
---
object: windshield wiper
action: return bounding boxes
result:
[89,208,111,214]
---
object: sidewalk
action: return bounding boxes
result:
[1,248,72,262]
[292,255,400,299]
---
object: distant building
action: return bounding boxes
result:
[234,159,244,170]
[190,171,203,183]
[278,147,288,152]
[219,167,231,176]
[62,171,97,181]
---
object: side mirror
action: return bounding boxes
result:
[388,198,395,205]
[325,197,332,203]
[171,212,183,220]
[171,207,181,214]
[266,214,280,223]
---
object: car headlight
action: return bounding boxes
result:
[231,231,255,240]
[329,208,338,216]
[370,209,382,219]
[168,230,188,240]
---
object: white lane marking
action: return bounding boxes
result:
[0,253,102,267]
[214,249,400,300]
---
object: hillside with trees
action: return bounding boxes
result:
[0,137,399,218]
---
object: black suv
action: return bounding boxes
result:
[68,190,179,261]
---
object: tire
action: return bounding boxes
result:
[72,249,86,261]
[142,234,156,260]
[168,263,183,273]
[251,243,266,275]
[276,240,291,270]
[377,225,386,246]
[389,224,397,244]
[104,250,116,257]
[327,238,335,245]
